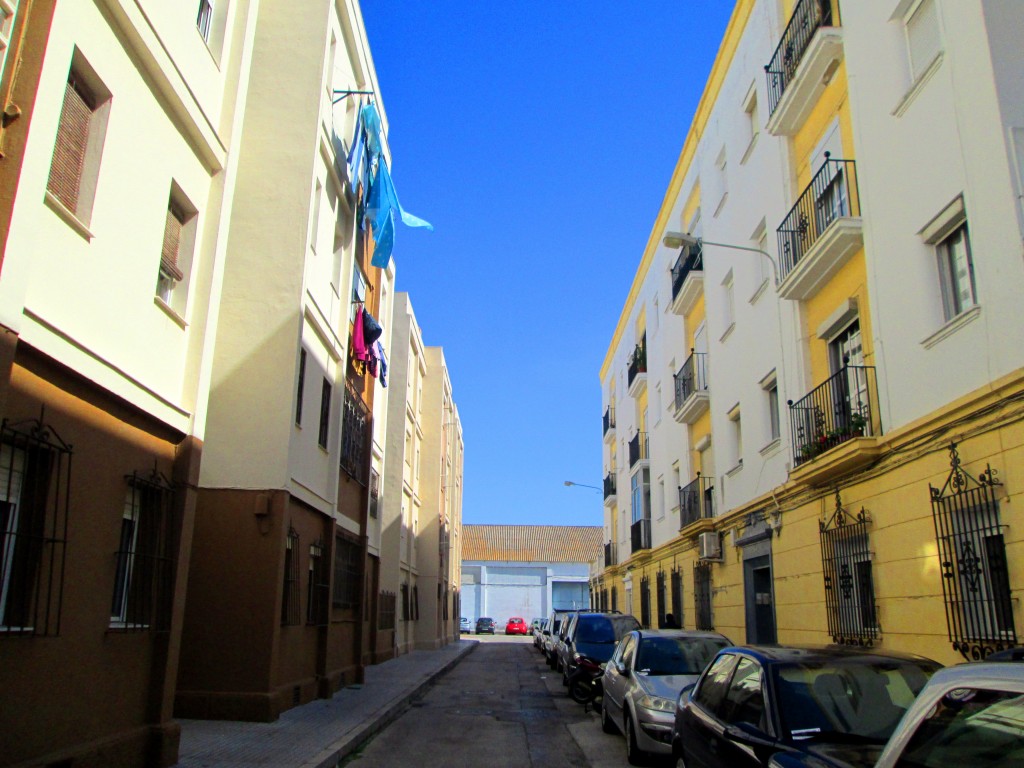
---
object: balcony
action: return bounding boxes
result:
[670,241,704,316]
[627,336,648,397]
[631,518,651,553]
[789,361,884,485]
[603,407,616,444]
[679,474,715,529]
[604,541,618,567]
[673,351,710,425]
[628,432,649,469]
[765,0,844,136]
[777,155,863,301]
[603,472,617,507]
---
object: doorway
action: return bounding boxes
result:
[744,555,777,644]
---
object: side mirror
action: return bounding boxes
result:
[724,721,775,749]
[616,662,630,676]
[677,683,696,708]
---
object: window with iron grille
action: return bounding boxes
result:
[671,567,684,628]
[369,469,379,518]
[400,583,410,621]
[819,489,877,645]
[611,585,617,612]
[694,562,713,630]
[306,539,329,626]
[442,583,449,620]
[0,418,71,636]
[640,575,651,628]
[378,590,396,630]
[111,470,176,632]
[340,385,370,483]
[930,443,1017,660]
[45,55,110,225]
[281,528,300,625]
[332,534,361,609]
[656,570,667,628]
[318,378,331,449]
[412,585,419,621]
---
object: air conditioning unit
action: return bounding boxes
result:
[698,531,722,561]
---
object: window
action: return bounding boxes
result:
[0,0,20,81]
[741,85,759,163]
[936,223,976,321]
[693,652,737,714]
[0,419,71,636]
[369,469,379,518]
[156,186,198,316]
[820,496,878,645]
[670,567,683,628]
[728,404,743,468]
[46,53,111,228]
[332,534,361,609]
[196,0,214,42]
[611,585,618,612]
[318,378,331,449]
[378,590,396,630]
[722,271,735,337]
[295,348,306,425]
[306,539,328,626]
[340,385,370,482]
[309,180,322,254]
[401,583,410,621]
[350,263,366,322]
[655,570,666,628]
[713,146,728,217]
[721,658,766,729]
[111,472,175,631]
[639,574,651,628]
[904,0,942,83]
[694,561,714,630]
[762,373,781,443]
[281,528,299,626]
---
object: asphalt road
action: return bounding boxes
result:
[343,634,669,767]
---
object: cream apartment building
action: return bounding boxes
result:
[599,0,1024,666]
[0,0,259,763]
[379,293,464,658]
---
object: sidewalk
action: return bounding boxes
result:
[175,639,478,768]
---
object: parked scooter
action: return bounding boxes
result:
[567,656,604,709]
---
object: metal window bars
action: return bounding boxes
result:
[627,334,647,388]
[656,570,667,628]
[281,527,300,626]
[0,415,72,637]
[820,489,878,646]
[764,0,835,117]
[694,562,714,631]
[640,574,651,629]
[679,473,715,529]
[670,240,704,301]
[628,432,649,468]
[930,443,1016,660]
[631,518,651,553]
[306,538,330,626]
[789,359,878,466]
[671,567,684,629]
[674,350,709,410]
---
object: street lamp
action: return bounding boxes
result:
[663,231,779,287]
[564,480,601,491]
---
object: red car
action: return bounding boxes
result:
[505,617,529,635]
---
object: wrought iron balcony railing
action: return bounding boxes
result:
[789,361,879,467]
[765,0,835,118]
[679,474,715,529]
[777,155,859,281]
[627,335,647,388]
[674,351,709,409]
[670,241,704,301]
[603,407,615,436]
[604,472,617,500]
[604,541,618,567]
[631,518,651,553]
[628,432,649,468]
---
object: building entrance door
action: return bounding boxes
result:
[744,555,777,644]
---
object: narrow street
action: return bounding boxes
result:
[343,636,661,768]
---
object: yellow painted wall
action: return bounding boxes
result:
[803,249,873,383]
[682,183,702,231]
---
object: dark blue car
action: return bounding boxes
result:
[671,645,941,768]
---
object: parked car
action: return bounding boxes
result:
[530,617,545,635]
[460,617,471,633]
[602,629,730,764]
[543,610,574,667]
[505,617,529,635]
[671,645,941,768]
[875,660,1024,768]
[535,618,551,650]
[557,612,641,684]
[475,617,496,635]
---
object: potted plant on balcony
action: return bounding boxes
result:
[848,412,867,437]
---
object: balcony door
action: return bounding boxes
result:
[829,319,868,433]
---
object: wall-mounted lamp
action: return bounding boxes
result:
[663,231,779,287]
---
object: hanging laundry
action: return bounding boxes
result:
[362,309,383,346]
[376,341,388,388]
[366,343,379,379]
[346,100,367,191]
[361,101,384,160]
[351,306,370,373]
[366,161,432,268]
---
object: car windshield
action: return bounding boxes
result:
[576,617,616,643]
[634,636,729,676]
[773,659,938,742]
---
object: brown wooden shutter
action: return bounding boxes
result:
[47,77,94,212]
[160,206,185,281]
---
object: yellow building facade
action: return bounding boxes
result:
[597,0,1023,668]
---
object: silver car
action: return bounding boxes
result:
[601,629,730,765]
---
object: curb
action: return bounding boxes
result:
[306,641,479,768]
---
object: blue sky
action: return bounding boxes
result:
[360,3,735,527]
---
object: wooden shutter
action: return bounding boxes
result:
[47,78,94,212]
[160,206,185,281]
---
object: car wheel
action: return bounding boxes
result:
[625,714,646,766]
[600,698,617,734]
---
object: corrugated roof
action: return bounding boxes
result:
[462,525,602,564]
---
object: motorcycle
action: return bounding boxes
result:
[567,655,604,710]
